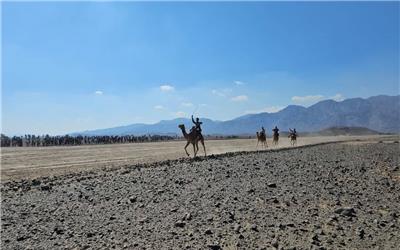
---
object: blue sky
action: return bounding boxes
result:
[2,2,399,135]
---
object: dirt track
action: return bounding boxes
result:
[1,138,399,249]
[0,135,394,181]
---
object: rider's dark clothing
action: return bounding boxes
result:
[272,127,279,136]
[191,116,203,133]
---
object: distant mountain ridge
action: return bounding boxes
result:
[73,95,400,136]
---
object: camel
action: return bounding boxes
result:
[178,124,206,157]
[288,129,297,146]
[272,132,279,146]
[256,131,267,149]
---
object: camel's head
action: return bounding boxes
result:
[178,124,185,130]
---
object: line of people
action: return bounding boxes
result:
[0,134,176,147]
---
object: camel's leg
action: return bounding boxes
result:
[184,141,190,156]
[256,140,259,149]
[200,138,206,156]
[195,141,199,155]
[192,143,197,157]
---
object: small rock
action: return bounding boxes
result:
[334,207,356,217]
[356,228,365,239]
[233,224,241,233]
[271,238,279,248]
[31,179,41,186]
[40,184,52,191]
[184,213,192,221]
[250,224,258,232]
[129,196,137,203]
[267,183,277,188]
[174,221,186,228]
[208,244,222,250]
[54,227,64,235]
[86,232,95,238]
[204,229,213,235]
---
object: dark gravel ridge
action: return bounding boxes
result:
[1,142,399,249]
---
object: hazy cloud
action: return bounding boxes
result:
[231,95,248,102]
[331,93,345,101]
[175,111,186,117]
[154,105,165,110]
[181,102,193,107]
[160,84,174,92]
[94,90,103,95]
[211,88,232,97]
[234,80,246,85]
[291,95,324,104]
[212,89,225,97]
[245,106,285,114]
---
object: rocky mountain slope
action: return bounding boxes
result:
[75,95,400,136]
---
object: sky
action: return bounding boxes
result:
[2,2,399,135]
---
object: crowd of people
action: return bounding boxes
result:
[0,134,176,147]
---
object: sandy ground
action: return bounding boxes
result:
[1,139,399,249]
[0,135,396,181]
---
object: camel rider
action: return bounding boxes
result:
[272,126,279,136]
[261,126,266,135]
[191,115,203,134]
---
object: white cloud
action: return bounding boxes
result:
[181,102,193,107]
[211,88,232,97]
[331,93,345,101]
[94,90,103,95]
[160,84,174,92]
[175,111,186,117]
[212,89,225,97]
[231,95,248,102]
[234,80,246,85]
[245,106,285,114]
[291,95,324,104]
[154,105,165,110]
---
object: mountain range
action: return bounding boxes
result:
[74,95,400,136]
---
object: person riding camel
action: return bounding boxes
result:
[191,115,203,134]
[261,126,266,136]
[272,126,279,136]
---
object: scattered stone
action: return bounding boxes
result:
[183,213,192,221]
[271,238,279,248]
[174,221,186,228]
[31,179,41,186]
[129,196,137,203]
[208,244,222,250]
[204,229,213,235]
[267,183,277,188]
[54,227,64,235]
[40,184,52,191]
[233,224,241,233]
[250,224,258,232]
[334,207,356,217]
[86,232,95,238]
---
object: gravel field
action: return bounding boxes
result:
[1,140,400,249]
